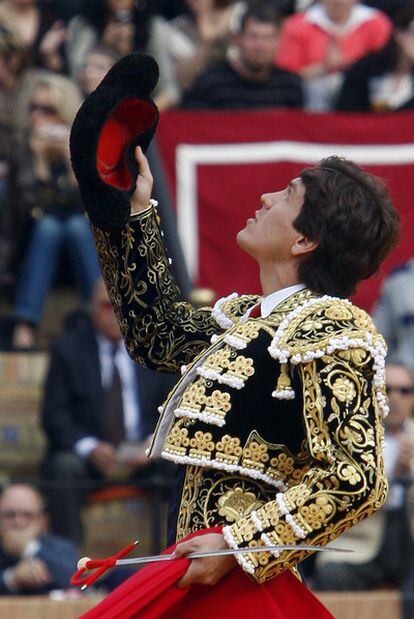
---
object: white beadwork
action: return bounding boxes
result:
[271,388,295,400]
[260,532,281,559]
[161,450,287,491]
[173,406,226,427]
[222,527,255,575]
[196,366,245,390]
[224,333,247,350]
[211,293,238,329]
[267,296,389,417]
[276,493,289,516]
[275,494,307,538]
[251,510,264,532]
[268,295,346,359]
[285,514,307,539]
[180,365,187,375]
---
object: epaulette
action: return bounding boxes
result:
[211,292,260,330]
[267,295,388,417]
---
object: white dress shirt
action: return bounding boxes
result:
[248,283,306,318]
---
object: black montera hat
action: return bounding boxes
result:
[70,52,159,232]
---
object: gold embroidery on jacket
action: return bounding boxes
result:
[164,424,311,491]
[176,466,276,540]
[224,349,388,583]
[92,210,388,585]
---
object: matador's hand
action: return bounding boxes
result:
[173,533,236,589]
[131,147,153,215]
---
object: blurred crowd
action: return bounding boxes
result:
[0,0,413,607]
[1,0,414,348]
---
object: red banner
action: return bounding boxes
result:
[157,110,414,311]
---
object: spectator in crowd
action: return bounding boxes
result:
[65,0,179,110]
[75,44,120,97]
[0,483,78,594]
[0,0,67,72]
[9,72,100,350]
[41,278,177,545]
[337,4,414,112]
[182,4,303,109]
[275,0,392,110]
[314,362,414,591]
[168,0,245,94]
[373,258,414,374]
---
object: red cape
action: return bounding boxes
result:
[80,527,333,619]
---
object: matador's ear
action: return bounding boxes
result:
[70,52,159,232]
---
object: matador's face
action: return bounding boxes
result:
[236,177,308,265]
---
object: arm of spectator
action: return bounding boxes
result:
[0,568,18,593]
[276,17,346,79]
[74,436,100,459]
[73,436,118,474]
[275,16,306,74]
[121,436,153,469]
[88,442,117,475]
[368,12,392,52]
[35,536,79,590]
[39,21,67,73]
[292,39,345,79]
[0,559,52,593]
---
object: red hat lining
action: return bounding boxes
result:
[96,98,156,190]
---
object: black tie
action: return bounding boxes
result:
[102,344,125,446]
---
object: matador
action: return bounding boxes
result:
[70,53,400,617]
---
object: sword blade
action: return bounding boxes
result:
[116,544,352,567]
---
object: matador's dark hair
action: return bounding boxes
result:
[293,156,399,298]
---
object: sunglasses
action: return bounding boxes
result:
[386,386,414,396]
[29,103,57,116]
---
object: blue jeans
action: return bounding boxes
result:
[14,214,101,325]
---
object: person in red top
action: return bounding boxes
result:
[276,0,391,109]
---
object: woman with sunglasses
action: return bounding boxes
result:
[10,73,100,350]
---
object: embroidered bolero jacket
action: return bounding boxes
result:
[92,203,388,584]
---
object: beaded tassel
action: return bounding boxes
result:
[272,363,295,400]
